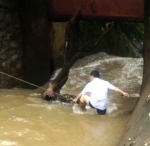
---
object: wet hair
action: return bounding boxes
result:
[90,70,100,78]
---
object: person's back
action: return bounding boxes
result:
[86,78,114,100]
[82,78,115,110]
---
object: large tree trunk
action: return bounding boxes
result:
[140,1,150,93]
[119,1,150,145]
[42,7,81,102]
[42,52,80,98]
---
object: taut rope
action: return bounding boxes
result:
[0,71,68,97]
[0,71,46,90]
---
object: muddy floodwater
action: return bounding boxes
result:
[0,53,143,146]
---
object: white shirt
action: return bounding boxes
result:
[81,78,115,110]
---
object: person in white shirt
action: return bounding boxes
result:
[73,70,129,115]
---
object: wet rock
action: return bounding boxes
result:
[0,0,23,88]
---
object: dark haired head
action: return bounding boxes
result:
[90,70,100,78]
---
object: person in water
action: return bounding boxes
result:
[73,70,129,115]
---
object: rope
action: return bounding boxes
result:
[0,71,66,97]
[0,71,46,90]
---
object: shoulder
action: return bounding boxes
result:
[99,79,112,86]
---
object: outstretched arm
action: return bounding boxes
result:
[73,92,82,103]
[114,87,129,97]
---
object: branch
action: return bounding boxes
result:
[63,6,81,65]
[85,22,115,52]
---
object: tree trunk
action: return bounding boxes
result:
[140,1,150,93]
[42,7,81,102]
[42,52,80,100]
[119,1,150,145]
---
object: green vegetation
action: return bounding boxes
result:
[76,20,144,57]
[119,22,144,41]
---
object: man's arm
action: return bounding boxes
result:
[114,87,129,97]
[73,92,82,103]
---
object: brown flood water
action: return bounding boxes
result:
[0,89,131,146]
